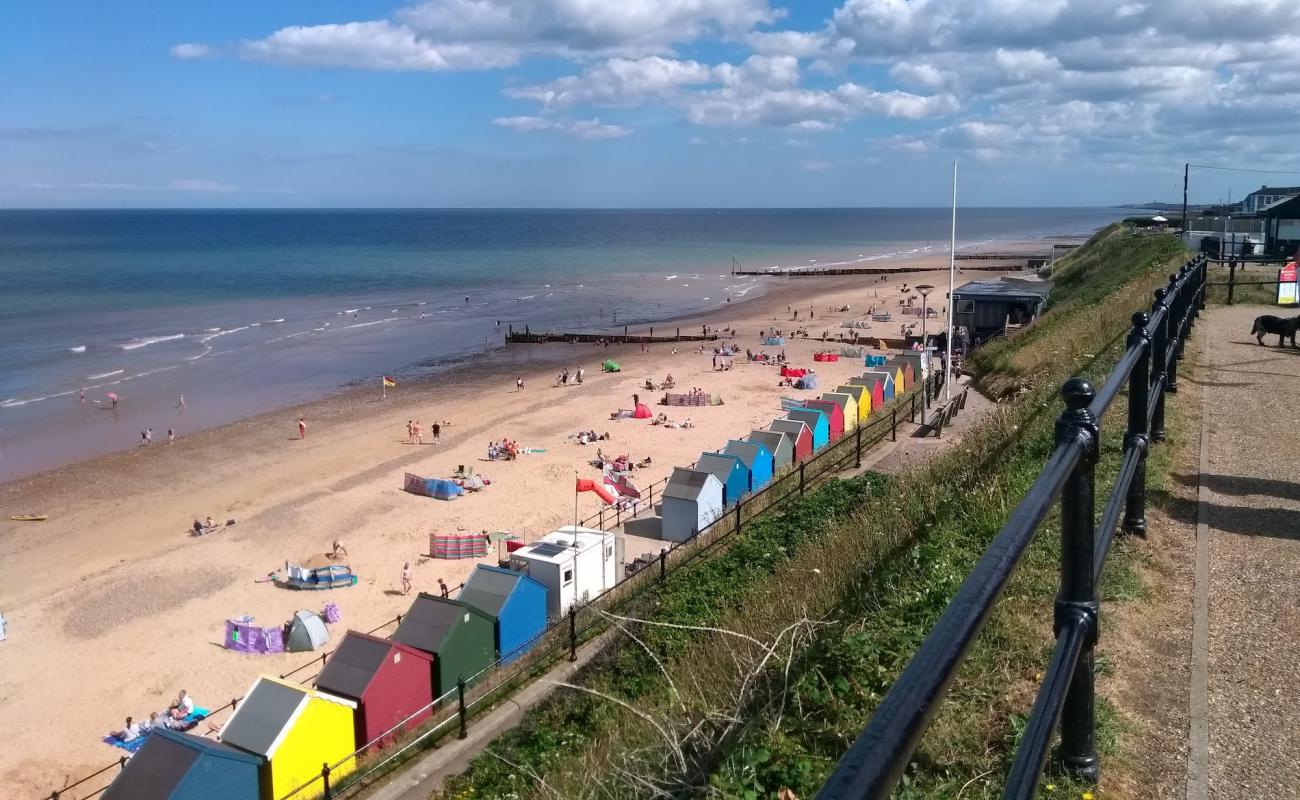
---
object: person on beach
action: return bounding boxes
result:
[412,421,423,445]
[167,428,175,445]
[438,577,449,598]
[145,429,153,446]
[401,562,413,595]
[111,395,118,409]
[407,420,414,443]
[516,376,524,391]
[177,393,186,409]
[113,716,141,743]
[297,417,307,439]
[432,421,441,443]
[80,388,85,403]
[169,690,194,720]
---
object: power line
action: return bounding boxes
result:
[1188,163,1300,176]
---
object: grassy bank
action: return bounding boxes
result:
[436,230,1189,799]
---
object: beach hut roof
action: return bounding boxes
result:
[722,440,764,469]
[103,729,261,800]
[747,429,788,453]
[664,467,716,500]
[220,677,355,759]
[393,595,491,655]
[316,631,430,702]
[458,565,527,618]
[696,452,745,481]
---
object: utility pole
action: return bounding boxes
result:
[1182,163,1189,242]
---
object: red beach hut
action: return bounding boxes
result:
[803,399,845,442]
[314,631,434,748]
[768,418,814,461]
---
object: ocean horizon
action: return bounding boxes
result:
[0,207,1125,479]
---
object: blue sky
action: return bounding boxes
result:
[4,0,1299,208]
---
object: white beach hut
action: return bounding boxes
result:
[509,526,617,618]
[660,467,725,543]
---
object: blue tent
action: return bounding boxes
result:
[696,452,750,506]
[764,336,786,345]
[103,728,261,800]
[784,408,829,451]
[865,354,887,367]
[458,565,548,664]
[794,373,819,390]
[723,440,773,491]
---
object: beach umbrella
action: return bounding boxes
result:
[105,392,118,400]
[1151,215,1168,222]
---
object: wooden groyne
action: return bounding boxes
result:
[505,325,720,345]
[731,259,1044,277]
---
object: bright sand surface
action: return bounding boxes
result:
[0,254,1031,795]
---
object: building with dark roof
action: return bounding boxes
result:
[391,594,495,699]
[457,564,548,664]
[315,631,434,747]
[1244,185,1300,215]
[103,728,261,800]
[951,278,1053,343]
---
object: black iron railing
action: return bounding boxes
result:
[818,254,1207,799]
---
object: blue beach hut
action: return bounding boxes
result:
[857,370,896,401]
[103,728,261,800]
[784,408,829,451]
[458,565,548,664]
[722,439,773,491]
[695,452,750,506]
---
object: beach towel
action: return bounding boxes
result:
[103,708,209,751]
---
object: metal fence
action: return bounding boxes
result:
[52,367,948,800]
[816,254,1208,799]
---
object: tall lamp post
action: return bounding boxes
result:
[915,285,934,358]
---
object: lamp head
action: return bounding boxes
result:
[915,284,934,297]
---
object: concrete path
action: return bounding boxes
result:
[1188,305,1300,799]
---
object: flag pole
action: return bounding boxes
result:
[944,160,957,402]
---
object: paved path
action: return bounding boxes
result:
[1189,306,1300,799]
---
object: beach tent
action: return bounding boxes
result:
[764,336,786,345]
[794,373,820,390]
[866,354,887,367]
[835,385,871,423]
[315,631,434,748]
[430,532,489,559]
[603,360,621,372]
[219,676,357,800]
[510,527,617,616]
[803,400,845,443]
[785,408,830,451]
[780,366,806,378]
[723,439,773,491]
[747,429,794,472]
[458,565,548,664]
[820,392,859,433]
[859,370,897,400]
[103,728,261,800]
[768,419,813,462]
[404,473,463,500]
[660,468,725,543]
[286,609,329,653]
[812,352,839,362]
[392,595,496,699]
[696,452,750,506]
[633,403,653,419]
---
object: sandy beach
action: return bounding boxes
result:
[0,251,1040,796]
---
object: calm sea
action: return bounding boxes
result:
[0,208,1123,479]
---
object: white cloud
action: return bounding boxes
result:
[170,43,214,60]
[170,178,239,193]
[506,57,716,109]
[800,159,832,172]
[240,20,518,71]
[493,116,632,139]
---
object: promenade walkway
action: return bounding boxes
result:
[1186,305,1300,799]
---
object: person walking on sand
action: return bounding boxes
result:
[297,417,307,439]
[177,393,186,409]
[516,376,524,391]
[167,428,175,445]
[431,421,441,443]
[413,420,423,445]
[406,420,414,443]
[401,562,413,595]
[79,388,85,404]
[438,577,449,598]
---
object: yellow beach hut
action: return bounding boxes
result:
[835,384,871,423]
[219,676,358,800]
[820,392,858,433]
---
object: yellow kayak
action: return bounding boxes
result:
[10,514,47,521]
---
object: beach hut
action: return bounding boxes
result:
[314,631,434,748]
[747,429,794,472]
[881,360,910,391]
[768,419,813,462]
[835,384,871,423]
[859,370,897,400]
[219,676,357,800]
[509,526,617,618]
[848,377,887,411]
[458,565,548,664]
[285,609,329,653]
[820,392,858,433]
[803,400,845,443]
[696,451,750,506]
[103,728,262,800]
[897,351,927,383]
[785,408,830,451]
[722,439,773,491]
[660,468,725,543]
[392,595,496,699]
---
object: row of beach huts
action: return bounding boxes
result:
[102,351,926,800]
[625,351,926,542]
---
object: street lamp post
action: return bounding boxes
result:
[915,284,934,359]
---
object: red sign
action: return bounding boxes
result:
[1282,262,1297,283]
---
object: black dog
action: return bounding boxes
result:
[1250,314,1300,347]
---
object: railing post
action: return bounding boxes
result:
[1199,255,1208,311]
[1123,311,1152,538]
[891,407,897,441]
[855,422,862,469]
[1166,275,1182,393]
[1227,258,1236,305]
[1055,378,1101,782]
[1173,270,1189,362]
[799,461,806,495]
[322,762,332,799]
[568,605,577,662]
[659,547,666,581]
[457,677,468,739]
[1150,288,1170,442]
[734,499,742,533]
[910,391,917,422]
